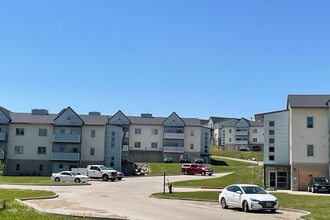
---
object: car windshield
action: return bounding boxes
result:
[100,166,114,170]
[315,178,329,183]
[165,157,172,159]
[181,155,188,159]
[241,186,268,194]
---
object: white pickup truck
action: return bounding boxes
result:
[72,165,118,182]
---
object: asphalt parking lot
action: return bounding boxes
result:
[0,173,305,220]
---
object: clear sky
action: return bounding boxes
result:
[1,1,329,119]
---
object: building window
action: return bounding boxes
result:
[38,129,47,136]
[269,121,275,126]
[190,143,194,149]
[229,129,232,133]
[307,145,314,156]
[112,131,115,135]
[111,131,115,148]
[59,164,63,169]
[16,128,24,136]
[253,129,257,133]
[229,138,231,142]
[111,143,115,148]
[39,164,43,172]
[37,146,46,154]
[269,130,275,135]
[60,129,65,134]
[307,117,313,128]
[151,129,158,135]
[135,128,141,134]
[151,142,158,148]
[253,138,257,142]
[71,148,78,153]
[16,164,20,171]
[269,147,274,152]
[110,156,115,167]
[91,130,96,138]
[14,146,23,154]
[134,142,141,148]
[269,138,274,144]
[190,130,194,136]
[90,148,95,155]
[269,155,275,161]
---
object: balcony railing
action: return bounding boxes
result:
[123,145,129,151]
[53,134,81,143]
[164,133,184,139]
[235,131,248,136]
[52,152,80,161]
[235,140,248,145]
[0,151,4,159]
[0,132,6,141]
[163,146,184,153]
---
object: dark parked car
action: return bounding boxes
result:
[307,177,330,193]
[179,154,191,163]
[193,157,204,164]
[251,146,261,151]
[164,156,173,163]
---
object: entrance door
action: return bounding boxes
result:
[269,171,277,188]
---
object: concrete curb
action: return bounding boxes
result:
[150,195,311,219]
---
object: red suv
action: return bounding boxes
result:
[181,163,213,176]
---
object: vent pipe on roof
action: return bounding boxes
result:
[89,111,101,116]
[31,109,49,115]
[141,113,152,118]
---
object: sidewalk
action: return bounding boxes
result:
[212,156,264,166]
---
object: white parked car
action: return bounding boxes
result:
[219,184,279,212]
[51,171,90,183]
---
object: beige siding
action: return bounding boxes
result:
[224,127,235,145]
[129,125,163,151]
[81,125,106,161]
[290,108,329,164]
[8,124,53,160]
[184,126,201,153]
[249,127,264,144]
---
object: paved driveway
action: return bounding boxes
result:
[0,173,303,220]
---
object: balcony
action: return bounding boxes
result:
[235,140,248,145]
[52,152,80,161]
[122,145,129,151]
[0,151,4,159]
[0,132,6,141]
[164,133,184,139]
[53,134,81,143]
[163,146,184,153]
[235,131,248,136]
[125,132,130,138]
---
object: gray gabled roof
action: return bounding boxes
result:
[287,95,330,108]
[210,116,231,123]
[249,121,264,127]
[10,113,57,124]
[127,116,201,126]
[80,115,109,125]
[0,106,12,120]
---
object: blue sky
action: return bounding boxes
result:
[1,1,329,119]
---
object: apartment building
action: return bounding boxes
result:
[255,95,330,191]
[207,117,264,151]
[0,106,210,176]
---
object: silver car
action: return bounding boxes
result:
[51,171,90,183]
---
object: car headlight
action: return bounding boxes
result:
[250,198,260,203]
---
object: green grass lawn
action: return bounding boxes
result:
[152,191,329,220]
[0,176,87,185]
[144,158,257,176]
[0,188,88,219]
[210,145,264,161]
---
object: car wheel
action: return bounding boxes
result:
[201,171,206,176]
[270,209,276,213]
[118,177,122,180]
[243,201,249,212]
[220,198,228,209]
[184,170,188,175]
[74,178,81,183]
[102,175,109,181]
[110,179,115,182]
[54,177,60,182]
[208,173,212,176]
